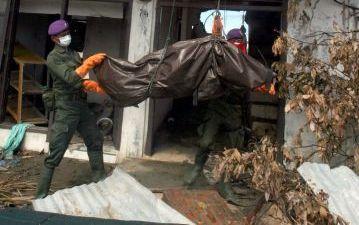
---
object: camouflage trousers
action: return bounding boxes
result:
[45,100,103,169]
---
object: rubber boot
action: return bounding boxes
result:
[184,147,209,185]
[218,180,242,206]
[35,166,54,199]
[184,165,203,185]
[88,151,106,182]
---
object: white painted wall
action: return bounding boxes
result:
[0,128,47,152]
[0,128,116,163]
[117,0,158,160]
[285,0,358,161]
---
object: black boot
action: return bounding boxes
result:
[218,180,242,206]
[184,164,203,185]
[35,166,54,199]
[88,151,106,182]
[184,147,209,185]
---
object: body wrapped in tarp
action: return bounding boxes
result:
[95,36,274,107]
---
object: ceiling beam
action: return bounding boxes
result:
[159,1,283,12]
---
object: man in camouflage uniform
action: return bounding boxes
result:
[36,19,107,199]
[184,94,246,205]
[184,28,250,205]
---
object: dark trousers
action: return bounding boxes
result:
[45,100,104,169]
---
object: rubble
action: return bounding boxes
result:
[0,176,36,207]
[213,137,351,225]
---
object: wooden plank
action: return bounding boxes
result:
[10,79,43,94]
[159,1,283,11]
[6,97,47,124]
[13,45,46,65]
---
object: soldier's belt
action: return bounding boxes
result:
[55,92,87,101]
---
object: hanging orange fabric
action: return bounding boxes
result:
[212,15,223,37]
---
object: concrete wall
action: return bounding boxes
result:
[118,0,158,159]
[285,0,358,161]
[0,128,47,152]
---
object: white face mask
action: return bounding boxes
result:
[58,34,71,47]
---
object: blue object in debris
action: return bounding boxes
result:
[0,158,21,171]
[3,123,31,159]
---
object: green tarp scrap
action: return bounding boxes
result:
[2,123,31,159]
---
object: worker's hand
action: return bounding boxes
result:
[82,80,105,94]
[75,53,106,78]
[255,82,276,96]
[86,53,106,66]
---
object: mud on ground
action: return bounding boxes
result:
[0,151,115,207]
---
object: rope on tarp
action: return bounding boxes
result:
[2,123,31,159]
[146,0,176,96]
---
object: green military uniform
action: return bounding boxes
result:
[195,98,244,167]
[184,97,245,205]
[36,45,105,199]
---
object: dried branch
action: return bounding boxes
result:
[0,177,36,206]
[213,138,348,224]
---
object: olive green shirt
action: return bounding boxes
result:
[46,45,83,97]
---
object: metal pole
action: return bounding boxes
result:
[61,0,69,19]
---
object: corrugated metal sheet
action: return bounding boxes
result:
[298,162,359,225]
[32,168,194,225]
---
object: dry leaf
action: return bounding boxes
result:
[319,206,328,218]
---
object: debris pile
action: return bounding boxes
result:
[0,176,36,207]
[213,137,349,225]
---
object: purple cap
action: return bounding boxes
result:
[227,28,242,40]
[48,19,69,36]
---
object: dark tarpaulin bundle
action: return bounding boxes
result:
[95,36,274,107]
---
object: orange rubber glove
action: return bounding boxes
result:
[75,53,106,78]
[255,82,276,96]
[82,80,105,94]
[212,15,223,37]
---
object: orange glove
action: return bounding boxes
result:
[212,15,223,37]
[75,53,106,78]
[268,83,276,95]
[82,80,105,94]
[255,82,276,96]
